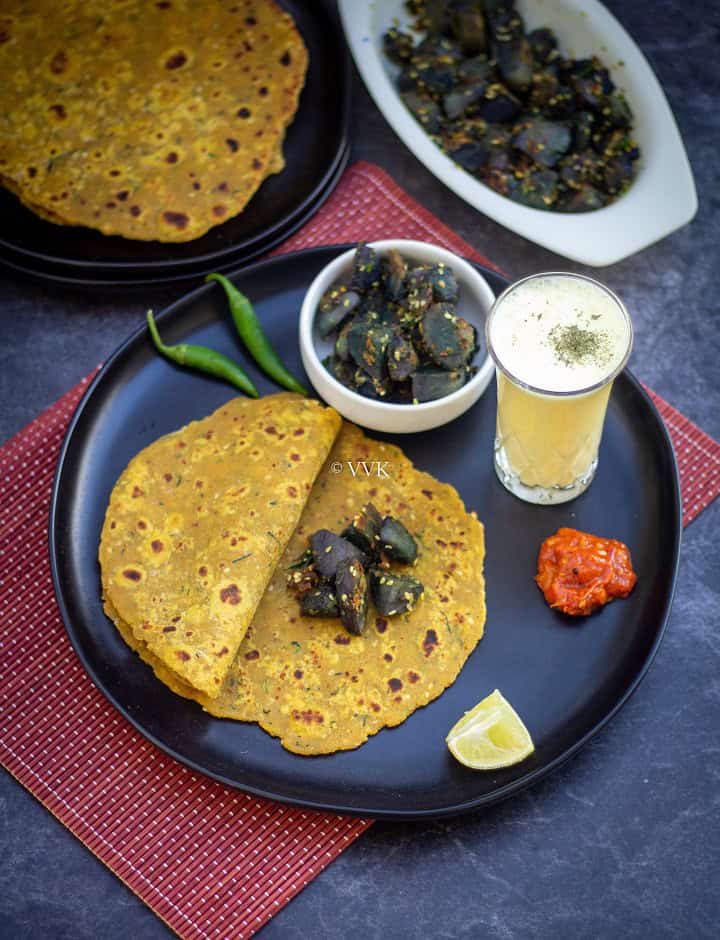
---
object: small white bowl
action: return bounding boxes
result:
[299,240,495,433]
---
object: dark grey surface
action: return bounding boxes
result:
[1,1,719,937]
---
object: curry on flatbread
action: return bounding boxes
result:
[99,393,341,698]
[0,0,307,241]
[102,414,487,755]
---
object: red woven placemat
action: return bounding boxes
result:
[2,162,719,940]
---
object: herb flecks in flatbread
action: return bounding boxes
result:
[0,0,308,241]
[105,422,487,754]
[99,394,341,697]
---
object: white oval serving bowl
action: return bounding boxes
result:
[338,0,697,267]
[299,240,495,434]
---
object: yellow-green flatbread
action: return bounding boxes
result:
[105,422,487,754]
[99,393,341,697]
[0,0,307,241]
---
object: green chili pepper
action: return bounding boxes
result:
[146,310,259,398]
[205,272,308,396]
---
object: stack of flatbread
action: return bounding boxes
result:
[100,394,487,754]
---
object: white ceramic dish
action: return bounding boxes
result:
[299,240,495,433]
[338,0,697,266]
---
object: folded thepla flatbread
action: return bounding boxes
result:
[99,393,341,697]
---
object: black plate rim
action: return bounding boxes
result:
[0,1,351,275]
[0,146,349,288]
[49,246,682,819]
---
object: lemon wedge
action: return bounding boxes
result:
[446,689,534,770]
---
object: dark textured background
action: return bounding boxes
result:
[1,1,719,937]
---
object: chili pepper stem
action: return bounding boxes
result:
[146,308,170,354]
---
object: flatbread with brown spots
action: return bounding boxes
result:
[99,394,341,697]
[105,422,487,754]
[0,0,307,241]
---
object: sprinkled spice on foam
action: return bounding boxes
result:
[548,323,612,369]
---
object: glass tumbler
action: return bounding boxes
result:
[485,272,633,505]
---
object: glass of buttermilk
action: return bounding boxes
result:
[485,272,633,505]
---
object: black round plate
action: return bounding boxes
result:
[0,1,349,282]
[50,246,681,819]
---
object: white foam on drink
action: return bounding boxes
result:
[488,275,631,394]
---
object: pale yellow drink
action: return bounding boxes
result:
[486,273,632,505]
